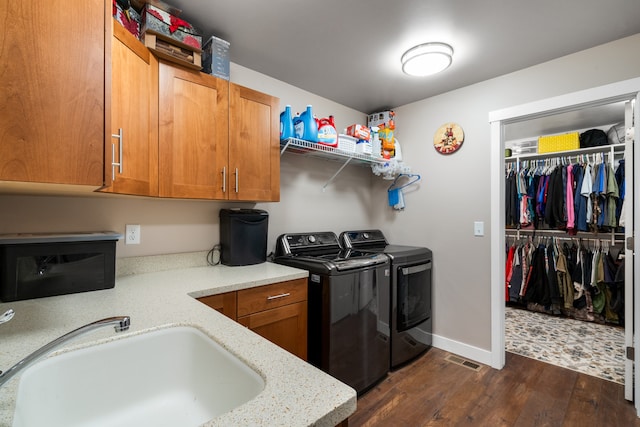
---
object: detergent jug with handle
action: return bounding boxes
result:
[293,105,318,143]
[316,115,338,147]
[280,105,294,140]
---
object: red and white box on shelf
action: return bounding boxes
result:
[346,124,371,141]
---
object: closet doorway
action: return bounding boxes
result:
[489,77,640,415]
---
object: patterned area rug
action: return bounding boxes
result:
[505,306,625,384]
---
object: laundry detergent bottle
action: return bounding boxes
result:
[280,105,294,140]
[293,105,318,142]
[316,115,338,146]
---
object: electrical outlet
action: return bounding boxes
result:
[125,224,141,245]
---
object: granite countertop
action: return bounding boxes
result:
[0,254,357,427]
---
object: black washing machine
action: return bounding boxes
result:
[341,229,432,369]
[274,232,390,395]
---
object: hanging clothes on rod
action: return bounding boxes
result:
[505,235,625,325]
[505,151,625,236]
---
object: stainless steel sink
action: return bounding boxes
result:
[12,326,265,427]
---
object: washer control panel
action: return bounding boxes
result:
[340,230,387,248]
[276,232,341,255]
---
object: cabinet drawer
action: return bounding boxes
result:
[237,278,307,317]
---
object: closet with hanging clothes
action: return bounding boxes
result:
[504,137,628,325]
[491,78,640,402]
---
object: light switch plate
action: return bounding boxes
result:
[474,221,484,237]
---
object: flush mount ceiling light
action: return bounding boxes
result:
[401,42,454,77]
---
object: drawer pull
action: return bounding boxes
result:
[267,292,291,301]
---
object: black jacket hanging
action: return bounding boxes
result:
[523,245,551,306]
[544,167,566,228]
[506,170,518,227]
[546,243,562,310]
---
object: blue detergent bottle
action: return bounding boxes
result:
[280,105,294,140]
[294,105,318,142]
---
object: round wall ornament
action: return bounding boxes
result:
[433,122,464,154]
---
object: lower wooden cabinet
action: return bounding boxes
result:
[238,301,307,360]
[197,292,237,319]
[198,278,307,361]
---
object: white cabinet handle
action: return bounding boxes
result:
[234,167,239,193]
[221,166,226,193]
[111,128,123,180]
[267,293,290,301]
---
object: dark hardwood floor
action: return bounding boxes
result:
[349,348,640,426]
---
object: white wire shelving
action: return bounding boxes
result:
[280,137,387,190]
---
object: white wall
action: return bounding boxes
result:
[371,33,640,356]
[1,33,639,360]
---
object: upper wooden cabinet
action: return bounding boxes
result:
[158,62,229,199]
[229,84,280,202]
[102,20,158,196]
[1,1,280,200]
[155,64,279,201]
[0,0,104,186]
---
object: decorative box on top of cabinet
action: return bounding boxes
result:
[198,278,307,361]
[0,0,104,188]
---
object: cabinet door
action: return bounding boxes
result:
[0,0,104,186]
[238,301,307,360]
[103,21,158,196]
[229,84,280,201]
[158,62,229,199]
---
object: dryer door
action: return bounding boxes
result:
[396,261,432,332]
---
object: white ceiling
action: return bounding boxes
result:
[161,0,640,113]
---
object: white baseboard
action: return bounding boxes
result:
[432,334,494,367]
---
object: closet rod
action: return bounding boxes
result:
[504,143,624,163]
[505,234,621,248]
[505,229,623,245]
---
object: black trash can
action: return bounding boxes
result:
[219,209,269,266]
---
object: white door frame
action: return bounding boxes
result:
[489,78,640,414]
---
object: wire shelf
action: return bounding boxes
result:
[280,137,387,166]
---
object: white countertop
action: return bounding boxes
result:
[0,258,357,427]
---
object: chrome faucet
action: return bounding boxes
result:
[0,316,130,388]
[0,309,14,325]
